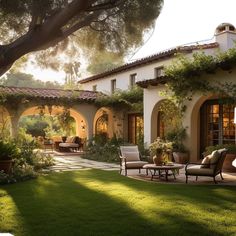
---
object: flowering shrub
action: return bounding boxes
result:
[149,137,173,156]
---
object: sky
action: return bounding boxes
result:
[27,0,236,83]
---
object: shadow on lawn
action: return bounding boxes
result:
[2,170,235,236]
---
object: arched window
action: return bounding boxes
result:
[95,114,108,136]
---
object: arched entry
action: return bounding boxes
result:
[150,99,180,142]
[93,108,114,138]
[188,95,236,160]
[20,105,88,139]
[95,113,108,136]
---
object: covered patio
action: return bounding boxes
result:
[0,86,101,140]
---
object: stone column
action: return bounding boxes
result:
[8,111,21,138]
[113,110,125,139]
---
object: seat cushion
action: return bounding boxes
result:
[59,143,79,148]
[201,155,211,168]
[123,152,140,161]
[186,165,214,175]
[123,161,148,168]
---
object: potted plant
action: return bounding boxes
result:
[166,127,189,164]
[149,137,173,165]
[0,140,19,174]
[204,144,236,172]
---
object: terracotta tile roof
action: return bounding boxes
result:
[79,42,219,84]
[0,86,100,101]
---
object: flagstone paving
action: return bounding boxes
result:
[44,151,236,185]
[45,153,120,172]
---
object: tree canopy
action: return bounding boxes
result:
[87,51,124,75]
[0,71,62,89]
[0,0,163,78]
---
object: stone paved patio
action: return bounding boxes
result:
[44,152,120,172]
[128,168,236,186]
[44,151,236,186]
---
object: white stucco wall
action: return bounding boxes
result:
[79,25,236,160]
[80,59,171,94]
[144,68,236,161]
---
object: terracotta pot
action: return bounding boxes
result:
[153,154,163,166]
[173,152,189,164]
[0,160,13,174]
[223,154,236,172]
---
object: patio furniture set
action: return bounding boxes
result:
[119,145,228,184]
[43,136,84,152]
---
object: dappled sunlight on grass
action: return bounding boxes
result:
[0,169,235,236]
[73,170,236,235]
[0,190,24,235]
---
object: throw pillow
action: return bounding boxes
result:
[209,150,220,169]
[200,155,211,168]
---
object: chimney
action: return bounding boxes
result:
[214,23,236,51]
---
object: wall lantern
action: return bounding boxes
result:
[81,120,85,131]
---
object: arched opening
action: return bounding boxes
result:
[151,99,180,142]
[93,108,114,138]
[189,95,236,160]
[95,113,108,137]
[20,105,87,140]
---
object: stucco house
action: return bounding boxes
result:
[79,23,236,161]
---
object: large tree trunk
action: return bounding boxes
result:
[0,0,95,77]
[0,28,61,76]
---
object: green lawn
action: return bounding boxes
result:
[0,170,235,236]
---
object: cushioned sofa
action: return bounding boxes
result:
[59,136,83,152]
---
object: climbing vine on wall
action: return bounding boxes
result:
[164,48,236,107]
[96,86,143,112]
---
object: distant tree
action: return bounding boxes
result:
[87,51,124,75]
[63,62,81,90]
[0,72,62,89]
[0,0,163,77]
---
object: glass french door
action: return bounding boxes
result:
[128,114,143,144]
[200,100,236,153]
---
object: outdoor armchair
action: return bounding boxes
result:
[185,148,227,184]
[119,145,148,176]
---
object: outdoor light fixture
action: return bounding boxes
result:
[81,120,85,131]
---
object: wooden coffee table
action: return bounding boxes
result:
[143,163,184,181]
